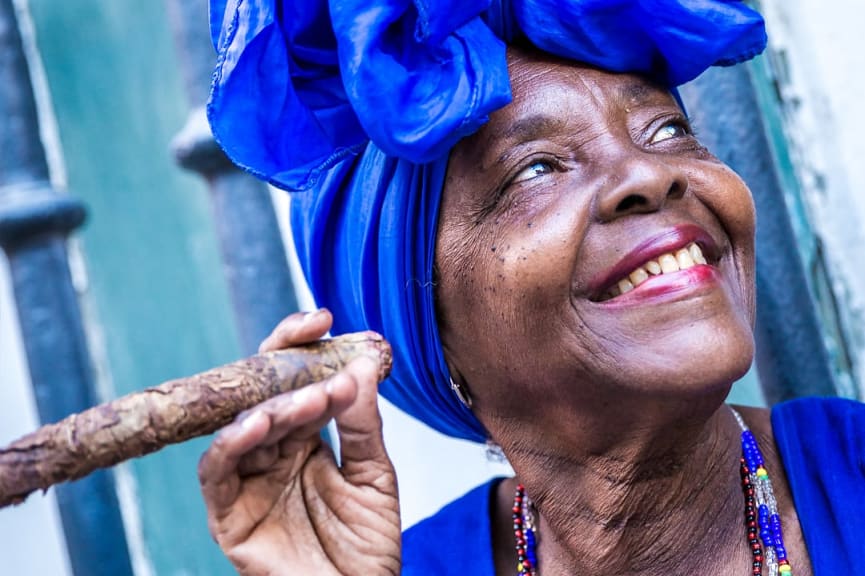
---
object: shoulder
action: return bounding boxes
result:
[770,397,865,567]
[401,479,500,576]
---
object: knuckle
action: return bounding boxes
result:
[197,452,212,483]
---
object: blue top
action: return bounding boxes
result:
[403,397,865,573]
[772,397,865,570]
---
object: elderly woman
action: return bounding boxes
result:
[201,0,862,573]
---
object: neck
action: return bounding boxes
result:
[493,403,752,575]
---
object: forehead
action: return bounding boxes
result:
[444,48,683,180]
[446,50,677,173]
[506,47,672,112]
[460,50,677,157]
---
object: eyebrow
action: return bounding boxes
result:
[616,80,670,107]
[484,113,569,169]
[499,114,567,145]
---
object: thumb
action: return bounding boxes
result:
[333,356,392,481]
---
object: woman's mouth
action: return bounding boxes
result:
[600,242,708,301]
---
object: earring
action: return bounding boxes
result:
[485,440,507,463]
[450,376,473,408]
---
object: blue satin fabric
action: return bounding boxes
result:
[208,0,767,441]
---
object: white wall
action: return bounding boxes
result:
[761,0,865,392]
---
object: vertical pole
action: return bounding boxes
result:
[166,0,299,357]
[0,0,134,574]
[680,64,837,403]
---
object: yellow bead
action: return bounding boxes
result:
[757,467,768,478]
[518,562,524,572]
[779,565,792,574]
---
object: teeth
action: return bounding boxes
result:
[659,254,679,274]
[645,260,662,275]
[676,248,695,270]
[602,242,709,301]
[618,278,635,294]
[690,243,707,265]
[628,267,649,286]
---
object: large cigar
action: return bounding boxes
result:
[0,332,391,509]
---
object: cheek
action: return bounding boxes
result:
[435,200,589,360]
[691,165,757,316]
[694,165,756,241]
[475,207,586,314]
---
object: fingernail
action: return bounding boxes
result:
[240,410,265,430]
[301,307,325,325]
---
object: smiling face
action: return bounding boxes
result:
[435,49,756,441]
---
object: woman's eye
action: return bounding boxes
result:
[650,121,689,144]
[511,161,553,185]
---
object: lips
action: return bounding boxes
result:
[589,225,721,302]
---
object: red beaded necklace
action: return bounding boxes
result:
[513,409,793,576]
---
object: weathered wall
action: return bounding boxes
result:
[759,0,865,395]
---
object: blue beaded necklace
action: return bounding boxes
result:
[513,408,794,576]
[732,408,794,576]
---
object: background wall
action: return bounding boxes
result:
[759,0,865,395]
[1,0,239,574]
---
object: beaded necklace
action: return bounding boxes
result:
[513,408,793,576]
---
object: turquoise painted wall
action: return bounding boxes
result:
[28,1,238,573]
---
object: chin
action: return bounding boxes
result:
[580,262,756,400]
[622,318,755,403]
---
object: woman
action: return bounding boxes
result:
[202,0,862,573]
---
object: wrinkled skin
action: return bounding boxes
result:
[436,50,756,434]
[198,309,401,576]
[436,49,811,574]
[199,48,813,575]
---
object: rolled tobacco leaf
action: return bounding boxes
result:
[0,331,392,508]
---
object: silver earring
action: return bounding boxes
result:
[450,376,473,408]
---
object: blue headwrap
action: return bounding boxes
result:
[208,0,767,442]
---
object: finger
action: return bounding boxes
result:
[198,409,272,510]
[259,371,359,450]
[258,308,333,353]
[235,443,279,476]
[333,357,391,476]
[230,374,358,476]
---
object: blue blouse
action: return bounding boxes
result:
[403,397,865,573]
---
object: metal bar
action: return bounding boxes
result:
[680,64,837,403]
[0,0,134,574]
[167,0,299,356]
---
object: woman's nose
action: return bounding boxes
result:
[592,152,688,222]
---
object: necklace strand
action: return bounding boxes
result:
[731,408,793,576]
[513,407,794,576]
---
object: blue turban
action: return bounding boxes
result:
[207,0,767,442]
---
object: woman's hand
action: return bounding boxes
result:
[198,309,401,575]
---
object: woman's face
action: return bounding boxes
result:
[435,49,756,435]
